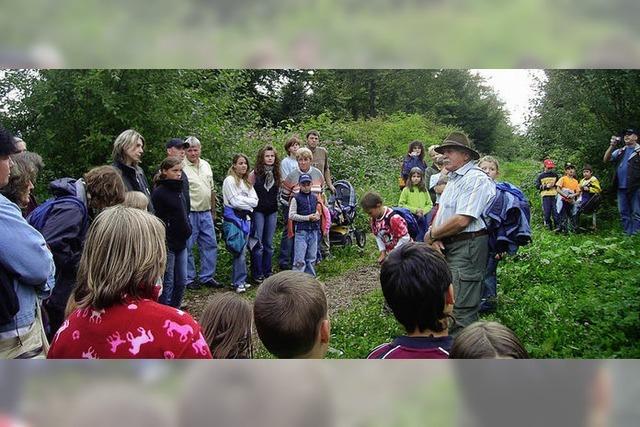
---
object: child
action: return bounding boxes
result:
[361,191,411,264]
[253,271,330,359]
[222,154,259,293]
[151,157,192,309]
[288,173,321,277]
[555,162,581,233]
[123,191,149,210]
[367,243,454,359]
[200,293,253,359]
[400,140,427,188]
[478,156,504,313]
[398,167,433,241]
[535,159,560,230]
[577,164,602,231]
[449,320,529,359]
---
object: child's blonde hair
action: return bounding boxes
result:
[123,191,149,210]
[478,155,500,172]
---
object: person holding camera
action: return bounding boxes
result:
[603,128,640,235]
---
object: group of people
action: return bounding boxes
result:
[3,118,636,360]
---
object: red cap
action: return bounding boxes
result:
[543,159,555,168]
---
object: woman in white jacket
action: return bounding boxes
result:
[222,154,258,293]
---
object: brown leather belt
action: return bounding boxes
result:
[441,229,488,245]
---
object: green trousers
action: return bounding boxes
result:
[444,234,489,336]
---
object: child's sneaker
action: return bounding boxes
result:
[244,282,251,290]
[235,284,246,293]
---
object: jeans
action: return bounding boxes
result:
[558,199,577,233]
[186,211,218,284]
[293,229,318,276]
[415,214,429,242]
[250,211,277,279]
[231,245,248,287]
[160,247,187,308]
[482,253,499,300]
[542,196,559,229]
[617,188,640,235]
[278,204,294,269]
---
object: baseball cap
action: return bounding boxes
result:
[298,173,312,184]
[166,138,189,149]
[543,159,555,168]
[624,128,638,135]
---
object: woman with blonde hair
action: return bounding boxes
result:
[222,154,258,293]
[111,129,153,212]
[48,206,211,359]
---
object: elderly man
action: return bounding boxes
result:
[0,125,55,359]
[166,138,191,213]
[182,136,220,289]
[424,132,496,335]
[603,128,640,235]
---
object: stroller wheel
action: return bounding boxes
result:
[344,235,353,246]
[355,230,366,248]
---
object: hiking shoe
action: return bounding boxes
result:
[202,279,223,288]
[244,282,252,290]
[252,276,264,285]
[235,284,246,293]
[186,282,201,290]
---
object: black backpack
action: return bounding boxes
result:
[0,267,19,325]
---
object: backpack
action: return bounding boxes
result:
[385,207,420,240]
[27,195,88,233]
[0,267,19,325]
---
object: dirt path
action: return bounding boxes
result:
[183,265,381,320]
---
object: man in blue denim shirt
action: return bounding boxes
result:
[0,125,55,359]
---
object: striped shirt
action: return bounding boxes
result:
[279,167,325,206]
[367,335,452,359]
[433,161,496,233]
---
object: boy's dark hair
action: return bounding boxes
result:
[254,271,327,358]
[0,125,18,156]
[360,191,383,210]
[450,321,528,359]
[380,242,452,333]
[582,164,593,172]
[305,130,319,139]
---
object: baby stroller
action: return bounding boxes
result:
[328,180,366,248]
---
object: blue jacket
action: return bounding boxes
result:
[36,178,90,312]
[483,182,532,255]
[0,194,55,334]
[401,156,427,181]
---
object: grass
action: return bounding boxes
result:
[325,159,640,359]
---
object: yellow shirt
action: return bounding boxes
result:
[182,157,215,211]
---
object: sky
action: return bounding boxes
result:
[471,69,546,131]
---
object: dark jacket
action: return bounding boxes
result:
[401,155,427,181]
[151,179,192,252]
[181,172,191,213]
[253,173,279,214]
[483,182,532,255]
[293,192,320,232]
[39,178,89,314]
[112,160,154,213]
[612,145,640,192]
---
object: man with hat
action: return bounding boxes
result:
[603,128,640,235]
[0,124,55,358]
[424,131,496,334]
[166,138,191,213]
[536,158,560,230]
[182,136,221,289]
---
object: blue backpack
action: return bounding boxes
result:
[27,196,88,233]
[385,207,420,240]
